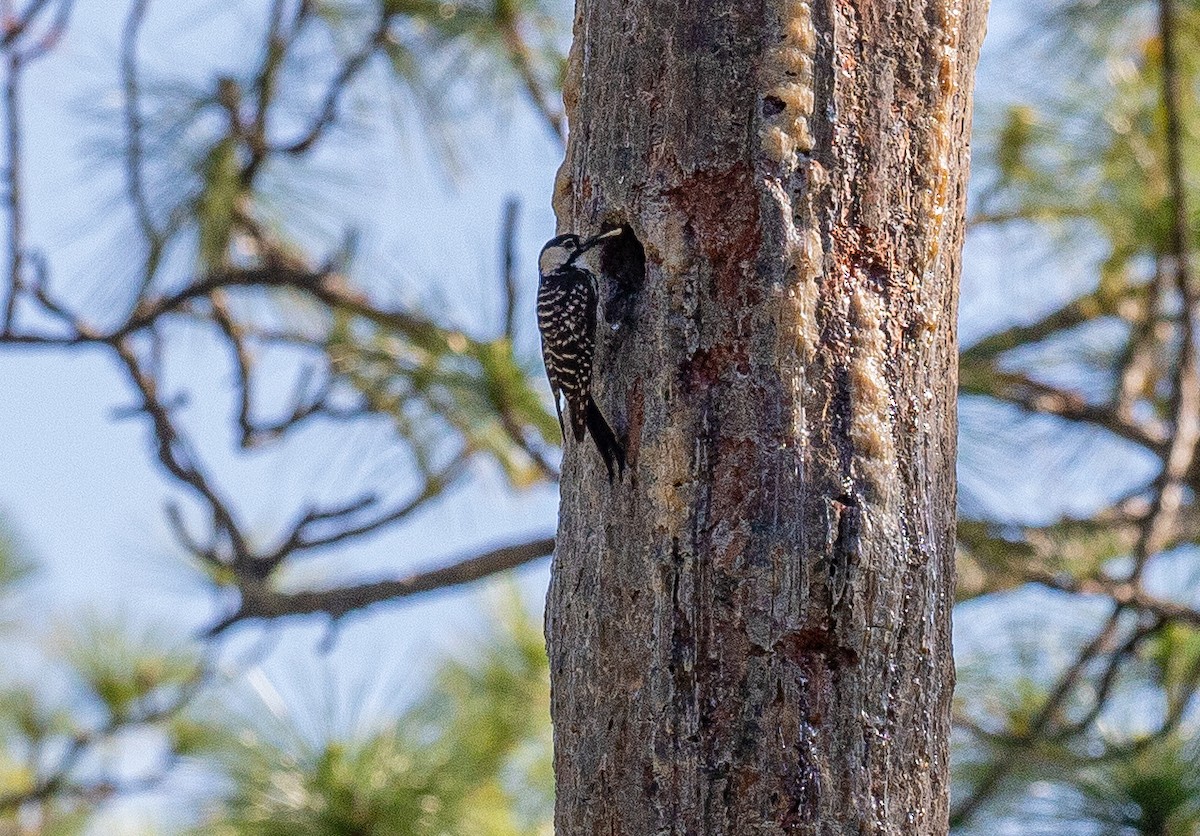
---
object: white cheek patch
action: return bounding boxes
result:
[540,246,570,274]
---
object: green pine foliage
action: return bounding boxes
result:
[954,1,1200,831]
[193,597,552,836]
[0,520,197,833]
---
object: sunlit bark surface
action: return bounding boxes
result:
[547,1,988,832]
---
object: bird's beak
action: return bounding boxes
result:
[578,227,624,252]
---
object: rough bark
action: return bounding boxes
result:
[546,1,987,833]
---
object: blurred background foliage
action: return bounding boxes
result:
[1,0,1200,833]
[191,591,551,835]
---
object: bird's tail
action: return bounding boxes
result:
[586,395,626,481]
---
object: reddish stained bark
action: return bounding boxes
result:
[548,0,987,833]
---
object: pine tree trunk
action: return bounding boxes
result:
[546,1,987,833]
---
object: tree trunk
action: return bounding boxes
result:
[546,1,987,833]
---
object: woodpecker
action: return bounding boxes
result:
[537,228,626,479]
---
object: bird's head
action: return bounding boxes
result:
[538,228,623,276]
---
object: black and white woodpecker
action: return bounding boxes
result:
[536,227,626,479]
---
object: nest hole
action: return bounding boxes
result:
[598,223,646,326]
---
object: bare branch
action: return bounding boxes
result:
[111,336,250,566]
[121,0,157,246]
[497,18,564,143]
[254,490,382,575]
[2,0,51,48]
[1115,267,1166,423]
[950,608,1126,827]
[275,7,391,155]
[500,196,519,339]
[210,290,257,448]
[961,283,1143,363]
[298,492,378,525]
[963,369,1168,451]
[496,403,560,482]
[279,455,468,555]
[1101,642,1200,758]
[15,0,70,62]
[1128,0,1200,577]
[1031,571,1200,630]
[3,46,24,333]
[247,379,361,442]
[241,0,297,184]
[1045,617,1161,743]
[115,262,329,337]
[210,534,555,632]
[164,500,218,565]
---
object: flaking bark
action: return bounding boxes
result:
[546,1,987,833]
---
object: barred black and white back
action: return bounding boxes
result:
[537,267,597,443]
[536,230,626,479]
